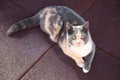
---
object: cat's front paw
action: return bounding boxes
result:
[50,36,58,42]
[82,68,89,73]
[82,64,91,73]
[78,63,85,68]
[75,57,85,68]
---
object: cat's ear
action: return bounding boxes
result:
[83,21,89,31]
[66,22,73,30]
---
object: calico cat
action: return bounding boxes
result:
[7,6,96,73]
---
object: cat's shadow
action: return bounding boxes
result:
[54,44,88,79]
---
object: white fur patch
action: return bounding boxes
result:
[83,68,89,73]
[70,33,92,57]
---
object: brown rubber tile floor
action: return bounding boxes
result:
[21,45,120,80]
[8,0,96,15]
[83,0,120,60]
[0,0,97,80]
[0,0,52,80]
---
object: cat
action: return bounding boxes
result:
[7,6,96,73]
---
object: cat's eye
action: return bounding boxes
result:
[72,36,76,40]
[81,35,85,39]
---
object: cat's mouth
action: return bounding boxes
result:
[73,42,81,47]
[72,40,84,47]
[76,42,81,47]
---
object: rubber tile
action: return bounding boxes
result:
[0,0,52,80]
[21,45,120,80]
[8,0,96,15]
[83,0,120,60]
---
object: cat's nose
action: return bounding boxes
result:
[77,42,81,44]
[76,40,81,44]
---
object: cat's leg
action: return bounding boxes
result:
[82,42,96,73]
[75,57,85,68]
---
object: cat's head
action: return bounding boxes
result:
[66,21,89,47]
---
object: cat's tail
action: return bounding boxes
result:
[7,15,40,36]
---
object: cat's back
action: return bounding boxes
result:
[39,6,85,25]
[55,6,85,24]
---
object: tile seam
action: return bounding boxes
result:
[18,43,56,80]
[97,47,120,62]
[81,0,120,62]
[8,0,34,15]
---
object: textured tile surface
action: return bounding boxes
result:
[0,0,52,80]
[83,0,120,60]
[21,45,120,80]
[8,0,96,15]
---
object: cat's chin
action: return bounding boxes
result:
[73,42,84,47]
[76,44,81,47]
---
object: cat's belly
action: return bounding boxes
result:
[70,45,92,57]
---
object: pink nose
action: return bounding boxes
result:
[77,42,80,44]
